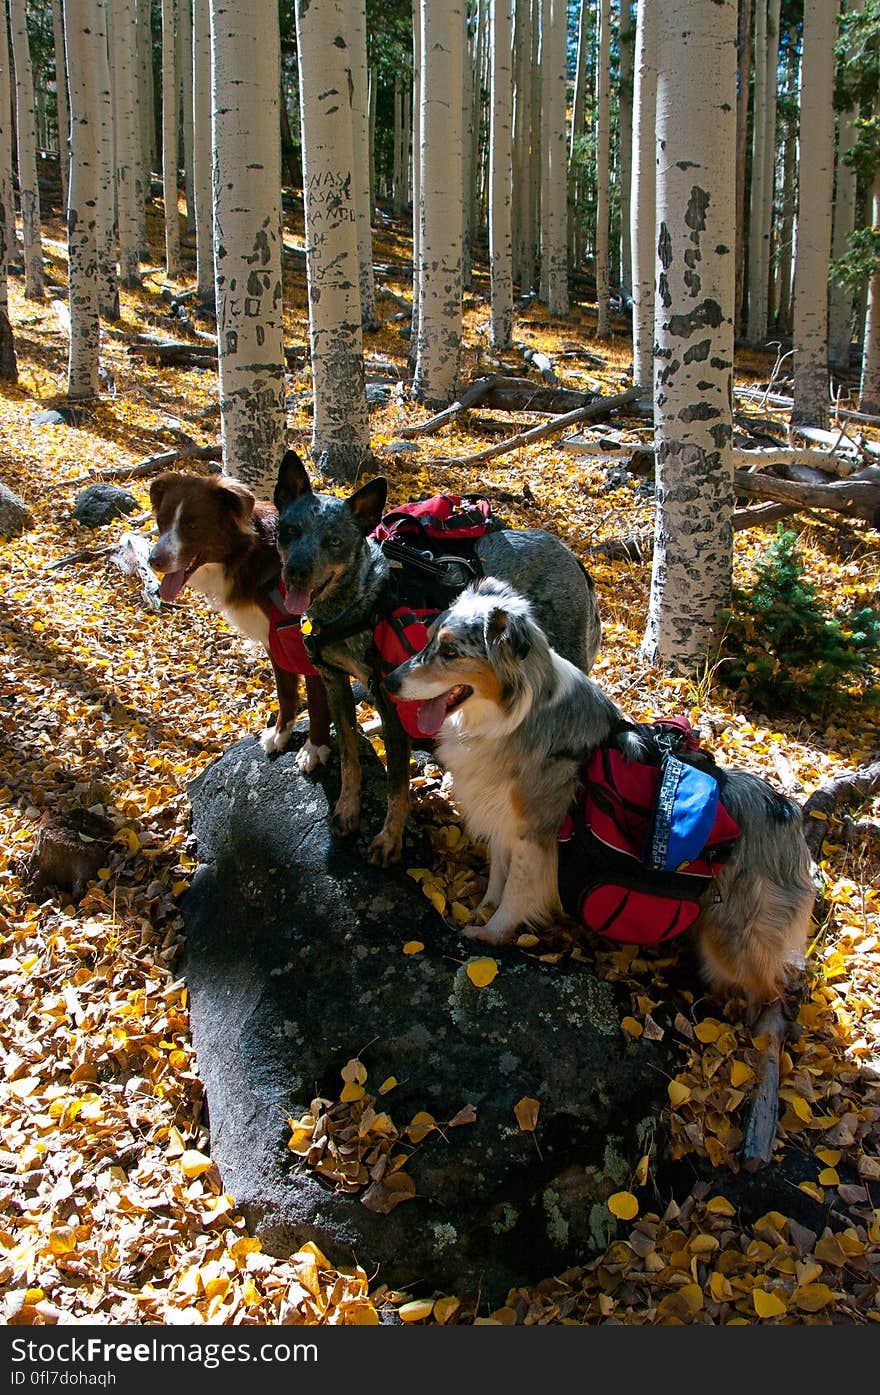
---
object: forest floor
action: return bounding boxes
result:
[0,194,879,1326]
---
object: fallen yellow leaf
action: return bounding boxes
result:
[608,1191,639,1221]
[514,1096,541,1132]
[465,956,498,987]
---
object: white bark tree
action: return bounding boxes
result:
[745,0,769,342]
[349,0,376,329]
[858,166,880,415]
[192,0,213,307]
[618,0,634,297]
[162,0,181,278]
[829,0,865,372]
[791,0,836,427]
[595,0,612,338]
[630,0,657,395]
[640,0,738,675]
[0,2,16,379]
[65,0,102,401]
[137,0,154,253]
[410,0,422,348]
[211,0,287,492]
[94,2,118,320]
[51,0,69,211]
[488,0,513,349]
[413,0,464,407]
[761,0,781,327]
[294,0,370,477]
[177,0,194,227]
[511,0,534,289]
[734,0,752,329]
[9,0,43,299]
[539,0,567,316]
[111,0,142,288]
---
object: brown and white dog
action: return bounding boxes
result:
[148,470,331,769]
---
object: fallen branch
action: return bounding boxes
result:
[53,444,222,489]
[589,502,800,565]
[434,386,644,467]
[733,464,880,525]
[801,761,880,859]
[517,344,558,385]
[396,375,503,438]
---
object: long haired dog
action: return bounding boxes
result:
[148,471,331,769]
[273,451,602,867]
[384,578,815,1020]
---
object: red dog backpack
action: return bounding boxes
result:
[557,721,741,946]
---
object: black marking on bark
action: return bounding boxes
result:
[685,187,709,234]
[710,356,731,370]
[675,160,699,170]
[667,299,723,339]
[657,222,672,270]
[683,270,701,298]
[715,244,730,255]
[684,249,701,270]
[678,402,721,422]
[333,34,347,47]
[654,344,672,359]
[683,338,711,364]
[710,423,732,450]
[657,359,681,386]
[696,380,714,391]
[658,272,671,309]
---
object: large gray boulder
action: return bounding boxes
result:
[182,728,680,1305]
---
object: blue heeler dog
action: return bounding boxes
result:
[273,450,602,866]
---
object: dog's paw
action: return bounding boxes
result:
[461,918,517,946]
[368,830,403,868]
[331,798,360,837]
[259,723,292,755]
[295,740,331,774]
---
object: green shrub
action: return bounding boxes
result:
[719,527,880,718]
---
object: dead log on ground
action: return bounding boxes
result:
[52,445,222,490]
[589,502,800,564]
[517,344,558,384]
[801,761,880,859]
[434,386,644,468]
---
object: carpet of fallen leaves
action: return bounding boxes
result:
[1,196,879,1327]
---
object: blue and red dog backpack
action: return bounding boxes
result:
[557,719,741,946]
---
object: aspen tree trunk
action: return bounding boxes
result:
[774,28,798,335]
[641,0,737,674]
[734,0,752,332]
[539,0,567,316]
[746,0,768,342]
[791,0,836,427]
[0,4,16,380]
[212,0,287,493]
[162,0,181,278]
[368,64,377,214]
[569,0,588,162]
[761,0,781,328]
[488,0,513,349]
[413,0,464,408]
[410,0,421,351]
[618,0,634,298]
[65,0,102,401]
[137,0,154,251]
[858,165,880,415]
[630,0,656,395]
[94,2,118,321]
[9,0,43,299]
[51,0,69,210]
[595,0,611,338]
[529,0,541,288]
[392,75,403,215]
[111,0,142,289]
[177,0,194,229]
[294,0,370,478]
[511,0,532,289]
[192,0,213,307]
[349,0,376,330]
[829,0,865,372]
[461,4,474,291]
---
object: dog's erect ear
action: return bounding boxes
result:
[346,477,388,535]
[486,606,532,660]
[149,471,178,516]
[274,451,312,511]
[217,475,256,522]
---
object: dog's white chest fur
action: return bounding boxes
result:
[437,728,518,846]
[191,564,269,647]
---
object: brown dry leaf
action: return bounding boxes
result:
[514,1097,541,1132]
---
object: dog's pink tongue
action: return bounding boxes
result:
[415,693,452,737]
[282,583,312,616]
[158,570,188,603]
